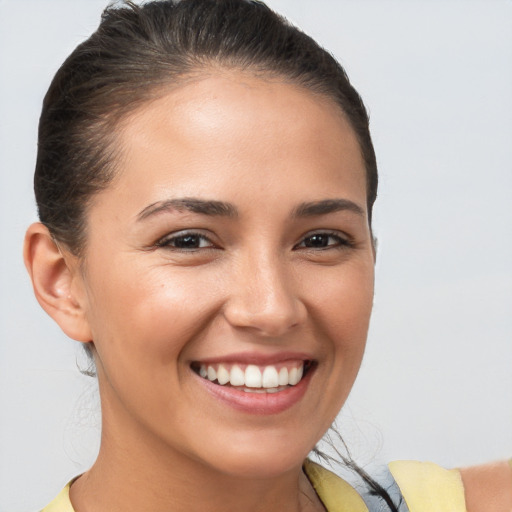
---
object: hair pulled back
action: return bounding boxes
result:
[35,0,377,255]
[34,2,396,508]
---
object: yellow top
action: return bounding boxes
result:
[40,460,470,512]
[40,482,74,512]
[303,459,369,512]
[389,460,466,512]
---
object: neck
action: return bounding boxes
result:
[69,413,324,512]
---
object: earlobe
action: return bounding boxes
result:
[23,222,92,343]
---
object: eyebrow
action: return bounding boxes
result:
[292,199,364,218]
[137,197,238,221]
[137,197,364,221]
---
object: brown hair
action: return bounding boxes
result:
[33,3,399,508]
[35,0,377,256]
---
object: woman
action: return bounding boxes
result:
[21,1,511,511]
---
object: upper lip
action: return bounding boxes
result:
[191,351,315,366]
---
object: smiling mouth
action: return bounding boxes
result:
[191,361,314,393]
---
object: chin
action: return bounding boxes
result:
[196,433,315,480]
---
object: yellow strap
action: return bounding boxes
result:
[40,482,75,512]
[303,460,369,512]
[389,460,466,512]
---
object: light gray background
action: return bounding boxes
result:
[1,0,511,510]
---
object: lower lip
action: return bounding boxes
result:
[194,368,314,415]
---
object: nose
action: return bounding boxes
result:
[222,250,307,337]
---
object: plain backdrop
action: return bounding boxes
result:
[1,0,511,510]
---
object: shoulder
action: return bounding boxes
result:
[41,459,512,512]
[388,460,466,511]
[459,459,512,512]
[390,459,512,512]
[305,458,512,512]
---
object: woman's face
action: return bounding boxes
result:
[74,73,375,478]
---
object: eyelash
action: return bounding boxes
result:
[155,231,215,251]
[155,230,352,252]
[294,231,352,251]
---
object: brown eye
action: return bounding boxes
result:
[157,232,215,250]
[172,234,203,248]
[295,232,350,250]
[304,234,331,248]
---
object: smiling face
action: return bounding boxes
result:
[73,72,375,479]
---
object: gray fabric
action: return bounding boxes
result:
[359,466,410,512]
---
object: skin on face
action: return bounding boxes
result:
[41,72,375,509]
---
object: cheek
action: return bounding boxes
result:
[304,259,374,343]
[83,259,223,372]
[83,262,227,428]
[297,260,374,433]
[83,260,179,357]
[303,258,374,407]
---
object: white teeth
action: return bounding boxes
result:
[262,366,279,388]
[217,364,230,385]
[243,385,288,394]
[243,388,266,393]
[245,365,262,388]
[278,367,289,386]
[288,367,299,385]
[230,365,245,386]
[207,365,217,382]
[197,362,307,389]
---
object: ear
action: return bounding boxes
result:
[24,222,92,343]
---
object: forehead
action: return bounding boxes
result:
[105,72,367,213]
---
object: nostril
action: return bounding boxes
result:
[223,303,306,336]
